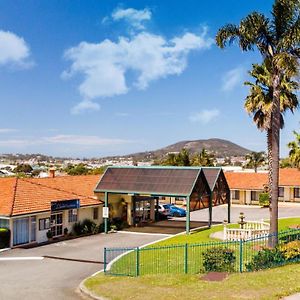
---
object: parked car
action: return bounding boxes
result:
[156,204,170,216]
[163,204,186,217]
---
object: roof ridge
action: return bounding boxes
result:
[10,177,18,216]
[21,177,97,201]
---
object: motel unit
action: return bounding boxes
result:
[225,168,300,205]
[0,175,102,247]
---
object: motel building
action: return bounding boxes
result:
[225,168,300,205]
[0,174,102,247]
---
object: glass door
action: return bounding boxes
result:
[50,213,63,237]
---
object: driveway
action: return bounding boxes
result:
[173,203,300,224]
[0,232,167,300]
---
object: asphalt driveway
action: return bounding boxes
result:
[172,203,300,224]
[0,232,168,300]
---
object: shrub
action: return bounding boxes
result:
[279,232,300,244]
[280,240,300,261]
[72,221,83,236]
[64,227,69,235]
[259,192,270,207]
[46,229,53,239]
[0,228,10,248]
[202,247,236,272]
[111,218,129,230]
[246,247,284,271]
[81,219,97,234]
[72,219,97,236]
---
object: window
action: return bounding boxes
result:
[251,191,259,201]
[13,217,29,246]
[68,209,78,223]
[294,188,300,198]
[232,190,240,200]
[93,207,99,220]
[0,218,9,229]
[278,187,284,198]
[39,218,50,231]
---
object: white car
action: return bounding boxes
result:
[156,204,170,216]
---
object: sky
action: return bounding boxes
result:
[0,0,299,158]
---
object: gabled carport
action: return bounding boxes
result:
[202,167,231,227]
[94,166,230,234]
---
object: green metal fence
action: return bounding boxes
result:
[104,229,300,277]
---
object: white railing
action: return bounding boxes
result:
[224,221,270,241]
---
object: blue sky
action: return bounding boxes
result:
[0,0,298,157]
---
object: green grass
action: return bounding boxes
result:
[85,263,300,300]
[107,218,300,276]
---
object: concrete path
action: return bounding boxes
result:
[0,232,167,300]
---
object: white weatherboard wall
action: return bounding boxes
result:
[65,206,103,233]
[36,212,51,243]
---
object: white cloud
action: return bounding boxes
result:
[222,67,244,91]
[42,135,131,146]
[189,109,220,124]
[63,28,213,112]
[71,100,100,114]
[0,135,132,147]
[0,128,18,133]
[111,7,152,30]
[0,30,31,67]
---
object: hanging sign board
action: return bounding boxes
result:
[51,199,80,211]
[103,207,109,218]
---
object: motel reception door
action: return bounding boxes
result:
[50,213,63,237]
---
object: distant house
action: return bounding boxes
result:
[225,168,300,205]
[0,174,102,247]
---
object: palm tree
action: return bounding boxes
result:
[161,148,191,166]
[245,151,266,172]
[216,0,300,243]
[244,61,298,188]
[192,148,216,166]
[288,130,300,168]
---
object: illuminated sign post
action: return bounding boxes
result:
[103,206,109,218]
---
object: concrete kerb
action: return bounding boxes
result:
[79,276,107,300]
[0,248,10,253]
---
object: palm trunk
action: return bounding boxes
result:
[269,73,281,247]
[267,128,272,193]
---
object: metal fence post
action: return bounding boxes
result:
[136,247,140,277]
[239,240,243,273]
[104,247,107,274]
[184,243,188,274]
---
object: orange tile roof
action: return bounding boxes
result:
[278,168,300,186]
[225,172,267,190]
[0,175,102,217]
[225,168,300,190]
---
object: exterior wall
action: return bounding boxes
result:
[10,205,102,247]
[106,194,133,225]
[36,212,51,244]
[231,189,246,205]
[229,186,300,205]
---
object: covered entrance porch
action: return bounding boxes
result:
[94,166,231,234]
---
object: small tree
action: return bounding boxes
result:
[14,164,33,174]
[245,151,266,172]
[288,130,300,168]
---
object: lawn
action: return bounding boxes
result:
[106,218,300,276]
[154,217,300,246]
[84,263,300,300]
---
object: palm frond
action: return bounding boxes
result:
[215,24,240,48]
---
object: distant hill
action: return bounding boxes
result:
[122,138,252,161]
